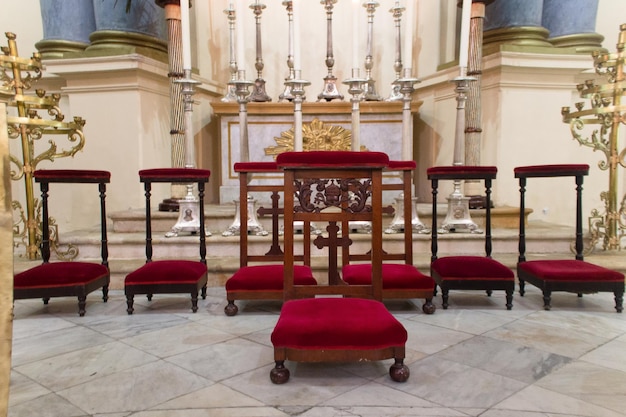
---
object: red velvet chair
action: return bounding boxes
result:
[428,166,515,310]
[13,170,111,316]
[342,160,436,314]
[270,151,409,384]
[224,161,317,316]
[124,168,210,314]
[515,164,624,312]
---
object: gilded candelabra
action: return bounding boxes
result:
[562,24,626,251]
[1,32,86,260]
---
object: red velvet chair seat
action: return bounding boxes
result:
[125,261,208,286]
[342,264,434,290]
[518,260,624,282]
[15,263,109,288]
[226,265,316,291]
[271,298,407,350]
[432,256,515,281]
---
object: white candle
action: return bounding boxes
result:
[180,0,191,70]
[352,0,360,69]
[293,0,301,71]
[236,0,245,68]
[458,0,471,72]
[403,0,413,69]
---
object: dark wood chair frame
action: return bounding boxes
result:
[516,165,624,312]
[271,154,409,384]
[429,167,515,310]
[341,162,436,313]
[124,169,209,314]
[224,164,311,316]
[13,170,110,316]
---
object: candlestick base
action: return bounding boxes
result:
[439,193,482,234]
[364,77,382,101]
[385,194,429,234]
[165,197,212,238]
[222,195,268,237]
[249,77,272,102]
[317,75,344,102]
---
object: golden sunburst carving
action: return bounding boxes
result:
[264,118,368,158]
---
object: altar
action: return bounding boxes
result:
[211,100,421,205]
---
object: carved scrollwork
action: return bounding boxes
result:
[293,177,372,214]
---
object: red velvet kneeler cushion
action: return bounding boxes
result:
[226,265,317,291]
[276,151,389,169]
[432,256,514,281]
[514,164,589,178]
[342,264,434,290]
[14,263,109,288]
[387,160,416,171]
[34,169,111,183]
[519,260,624,282]
[234,162,279,173]
[271,298,407,349]
[125,260,207,285]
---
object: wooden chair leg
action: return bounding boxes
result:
[270,361,290,384]
[224,300,238,316]
[102,285,109,302]
[505,289,513,310]
[389,358,410,382]
[542,291,552,310]
[441,289,449,309]
[615,292,624,313]
[126,295,134,315]
[78,296,87,317]
[519,280,526,296]
[422,298,436,315]
[191,292,199,313]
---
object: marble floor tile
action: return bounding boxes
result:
[434,335,571,384]
[492,384,626,417]
[57,361,212,414]
[579,338,626,373]
[534,361,626,414]
[386,356,528,409]
[483,318,611,358]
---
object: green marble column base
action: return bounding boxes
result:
[35,39,89,59]
[549,32,606,54]
[483,26,552,51]
[84,30,168,62]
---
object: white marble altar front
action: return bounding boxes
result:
[212,101,421,205]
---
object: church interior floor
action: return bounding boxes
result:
[8,285,626,417]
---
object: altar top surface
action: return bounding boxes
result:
[211,100,423,116]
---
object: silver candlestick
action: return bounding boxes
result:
[386,2,404,102]
[167,70,210,237]
[439,72,481,234]
[363,1,382,101]
[343,68,371,233]
[342,68,366,151]
[249,0,272,102]
[279,0,296,102]
[385,68,428,234]
[222,70,267,237]
[221,3,238,103]
[286,70,310,151]
[317,0,344,102]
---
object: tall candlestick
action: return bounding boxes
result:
[352,0,360,69]
[293,0,301,70]
[458,0,471,74]
[236,0,245,69]
[403,0,412,68]
[180,0,191,70]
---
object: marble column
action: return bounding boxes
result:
[36,0,96,58]
[87,0,168,57]
[542,0,604,52]
[483,0,551,50]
